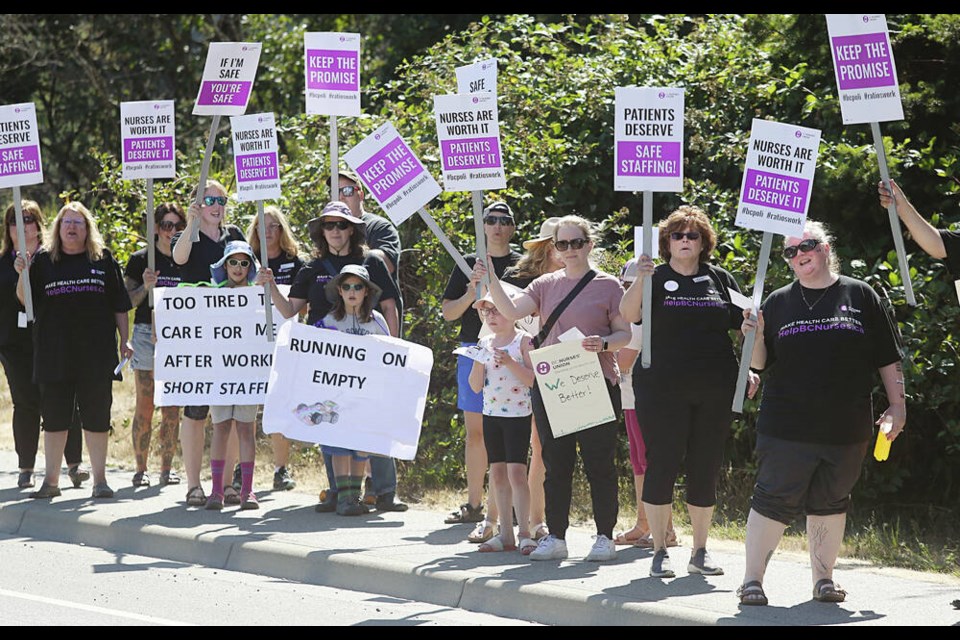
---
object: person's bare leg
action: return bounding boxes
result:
[489,463,514,547]
[158,406,180,473]
[644,502,673,550]
[179,417,206,490]
[271,433,290,467]
[464,410,492,516]
[527,419,546,532]
[131,370,155,474]
[743,509,787,585]
[83,431,109,485]
[687,504,715,551]
[41,431,70,486]
[808,513,846,588]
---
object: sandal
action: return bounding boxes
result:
[478,534,517,553]
[240,492,260,511]
[68,464,90,488]
[30,483,62,499]
[186,486,206,507]
[737,580,768,606]
[159,470,181,486]
[223,486,241,506]
[634,530,679,549]
[614,529,649,546]
[518,537,538,556]
[444,502,485,525]
[467,519,497,544]
[92,483,115,499]
[532,522,549,541]
[813,578,847,603]
[132,471,151,488]
[205,493,224,511]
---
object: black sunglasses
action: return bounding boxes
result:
[554,238,588,252]
[782,238,821,260]
[670,231,701,241]
[7,215,36,226]
[338,185,359,198]
[484,215,515,227]
[203,196,228,207]
[158,220,186,232]
[321,220,352,231]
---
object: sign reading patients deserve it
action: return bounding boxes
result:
[530,341,615,439]
[343,121,442,227]
[0,102,42,189]
[192,42,262,117]
[826,14,904,125]
[434,93,506,192]
[734,118,821,238]
[231,112,281,202]
[263,321,433,460]
[455,58,498,95]
[304,31,361,117]
[120,100,176,181]
[615,87,685,193]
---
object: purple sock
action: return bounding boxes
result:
[210,459,225,498]
[241,461,255,496]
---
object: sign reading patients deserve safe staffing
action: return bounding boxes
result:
[0,103,42,189]
[343,121,442,226]
[826,14,904,125]
[153,287,278,406]
[120,100,176,181]
[614,87,685,193]
[434,93,506,192]
[304,32,361,117]
[530,341,615,438]
[193,43,262,116]
[231,113,280,202]
[734,119,821,238]
[456,58,498,95]
[263,321,434,460]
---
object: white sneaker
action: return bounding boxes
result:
[528,534,568,561]
[584,534,617,562]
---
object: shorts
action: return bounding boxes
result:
[483,414,533,464]
[131,323,155,371]
[210,404,259,424]
[40,378,114,434]
[320,446,371,462]
[456,342,483,413]
[750,433,868,525]
[183,405,210,421]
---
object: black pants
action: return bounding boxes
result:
[0,345,82,469]
[531,379,621,540]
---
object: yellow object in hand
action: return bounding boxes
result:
[873,416,893,462]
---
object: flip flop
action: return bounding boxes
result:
[478,535,517,553]
[518,537,538,556]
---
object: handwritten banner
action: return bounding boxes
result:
[434,93,506,192]
[120,100,176,180]
[614,87,685,193]
[530,341,615,438]
[0,103,42,189]
[193,42,262,116]
[304,31,362,117]
[231,112,281,202]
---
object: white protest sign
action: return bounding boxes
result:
[456,58,498,95]
[734,119,821,238]
[192,42,262,116]
[453,345,492,364]
[344,121,442,226]
[0,103,42,189]
[530,341,615,438]
[263,321,434,460]
[154,286,280,406]
[231,113,281,202]
[728,288,754,312]
[304,32,362,117]
[614,87,685,193]
[826,14,904,125]
[634,226,660,260]
[120,101,176,181]
[434,93,506,192]
[955,280,960,306]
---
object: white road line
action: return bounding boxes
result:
[0,588,192,626]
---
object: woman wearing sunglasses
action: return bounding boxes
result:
[620,206,752,579]
[123,203,186,490]
[476,215,632,563]
[736,220,905,606]
[171,179,246,507]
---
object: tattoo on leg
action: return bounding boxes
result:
[811,522,828,573]
[763,549,774,572]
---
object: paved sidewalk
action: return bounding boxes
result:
[1,453,958,626]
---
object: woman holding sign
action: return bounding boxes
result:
[737,220,905,606]
[476,215,632,563]
[16,202,133,499]
[620,206,750,579]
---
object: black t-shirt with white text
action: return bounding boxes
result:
[124,245,182,326]
[756,276,902,445]
[29,249,133,382]
[289,253,398,328]
[171,225,244,284]
[268,253,305,286]
[443,251,521,343]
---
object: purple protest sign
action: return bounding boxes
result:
[123,137,174,163]
[356,137,424,202]
[196,81,252,108]
[741,169,810,215]
[0,146,40,177]
[193,43,262,117]
[0,103,43,189]
[304,32,362,117]
[237,152,279,183]
[306,49,360,91]
[433,93,506,191]
[832,33,896,90]
[440,137,502,170]
[616,141,682,178]
[231,113,281,202]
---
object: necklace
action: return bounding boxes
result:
[798,280,838,312]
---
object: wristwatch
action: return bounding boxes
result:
[602,340,609,352]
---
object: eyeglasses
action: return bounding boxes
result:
[158,220,186,232]
[265,223,281,231]
[338,185,359,198]
[340,283,366,292]
[670,231,701,241]
[554,238,588,252]
[321,220,352,231]
[61,219,85,227]
[226,258,251,268]
[8,215,36,226]
[782,238,821,260]
[484,216,515,227]
[203,196,228,207]
[478,306,501,317]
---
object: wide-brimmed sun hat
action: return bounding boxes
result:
[323,263,383,307]
[307,201,363,240]
[472,281,525,310]
[210,240,259,285]
[522,217,563,250]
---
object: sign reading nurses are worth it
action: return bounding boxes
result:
[614,87,685,193]
[120,100,176,181]
[0,103,42,189]
[304,32,361,117]
[826,14,904,125]
[231,112,281,203]
[434,93,506,192]
[734,118,822,239]
[193,42,263,116]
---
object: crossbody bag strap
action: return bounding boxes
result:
[532,270,597,349]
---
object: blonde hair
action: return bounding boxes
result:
[658,205,717,263]
[554,215,598,244]
[2,200,46,255]
[47,202,105,262]
[509,238,560,280]
[247,205,301,259]
[795,219,841,275]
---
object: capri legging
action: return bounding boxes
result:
[633,364,736,507]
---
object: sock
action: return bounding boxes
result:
[240,461,255,497]
[210,459,225,498]
[336,476,355,503]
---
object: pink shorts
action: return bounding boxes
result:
[623,409,648,476]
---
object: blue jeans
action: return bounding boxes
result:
[323,452,397,497]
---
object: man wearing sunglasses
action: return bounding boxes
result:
[441,201,522,535]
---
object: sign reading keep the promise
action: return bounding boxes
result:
[434,93,506,192]
[0,103,42,189]
[120,100,176,181]
[231,112,281,202]
[304,31,361,117]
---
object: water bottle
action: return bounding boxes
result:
[873,415,894,462]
